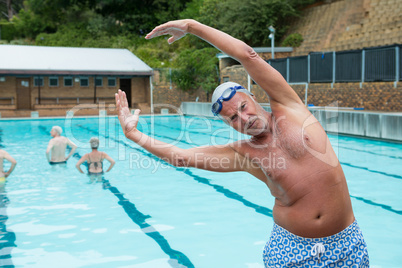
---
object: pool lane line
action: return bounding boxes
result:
[0,128,5,149]
[340,162,402,180]
[151,121,233,140]
[336,145,402,160]
[183,169,273,217]
[350,195,402,215]
[38,126,194,268]
[101,179,194,268]
[0,127,17,266]
[77,124,274,218]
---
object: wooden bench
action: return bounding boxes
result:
[35,97,115,104]
[0,97,14,105]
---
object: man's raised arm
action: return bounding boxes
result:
[145,19,304,111]
[115,90,245,172]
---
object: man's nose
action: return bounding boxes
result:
[240,112,248,123]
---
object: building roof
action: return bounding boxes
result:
[216,47,293,59]
[0,45,153,76]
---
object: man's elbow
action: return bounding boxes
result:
[238,45,259,62]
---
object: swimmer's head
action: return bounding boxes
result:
[211,82,269,136]
[51,126,62,137]
[211,82,254,116]
[89,137,99,149]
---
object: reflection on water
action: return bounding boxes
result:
[0,182,16,267]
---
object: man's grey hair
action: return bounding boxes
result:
[89,137,99,149]
[52,126,63,135]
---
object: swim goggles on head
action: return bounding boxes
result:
[211,85,250,116]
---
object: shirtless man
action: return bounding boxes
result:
[46,126,77,165]
[0,150,17,182]
[116,20,369,267]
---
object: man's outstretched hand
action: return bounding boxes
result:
[145,19,193,44]
[115,89,140,138]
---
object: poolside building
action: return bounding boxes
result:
[0,45,153,117]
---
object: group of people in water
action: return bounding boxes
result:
[0,125,115,182]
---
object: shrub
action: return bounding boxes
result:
[281,33,303,47]
[0,21,17,41]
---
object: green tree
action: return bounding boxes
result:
[0,0,24,21]
[170,47,219,95]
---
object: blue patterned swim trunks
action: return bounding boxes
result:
[263,220,369,267]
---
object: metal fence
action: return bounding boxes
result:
[268,44,401,87]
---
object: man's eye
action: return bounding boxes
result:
[231,115,237,121]
[241,104,246,109]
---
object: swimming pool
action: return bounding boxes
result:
[0,115,401,267]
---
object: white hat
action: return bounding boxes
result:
[211,82,253,114]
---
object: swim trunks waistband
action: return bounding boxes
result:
[263,220,369,267]
[88,171,104,175]
[49,161,67,165]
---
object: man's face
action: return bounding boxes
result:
[219,92,268,136]
[50,129,57,137]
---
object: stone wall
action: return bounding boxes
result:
[286,0,402,56]
[152,69,210,113]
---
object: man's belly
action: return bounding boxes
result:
[272,187,355,238]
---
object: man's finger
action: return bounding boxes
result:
[115,93,120,110]
[118,89,125,107]
[122,91,128,108]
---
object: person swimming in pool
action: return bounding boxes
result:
[46,126,77,166]
[0,150,17,182]
[76,137,115,182]
[115,20,369,267]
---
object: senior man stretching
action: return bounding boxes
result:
[116,19,369,267]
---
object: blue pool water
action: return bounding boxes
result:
[0,115,401,268]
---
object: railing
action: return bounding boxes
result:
[0,97,14,105]
[35,97,115,105]
[180,102,402,141]
[269,44,401,88]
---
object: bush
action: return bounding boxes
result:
[10,39,30,45]
[281,33,303,47]
[0,21,17,41]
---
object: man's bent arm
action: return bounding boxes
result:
[127,130,243,172]
[66,139,77,160]
[146,20,304,110]
[116,90,245,173]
